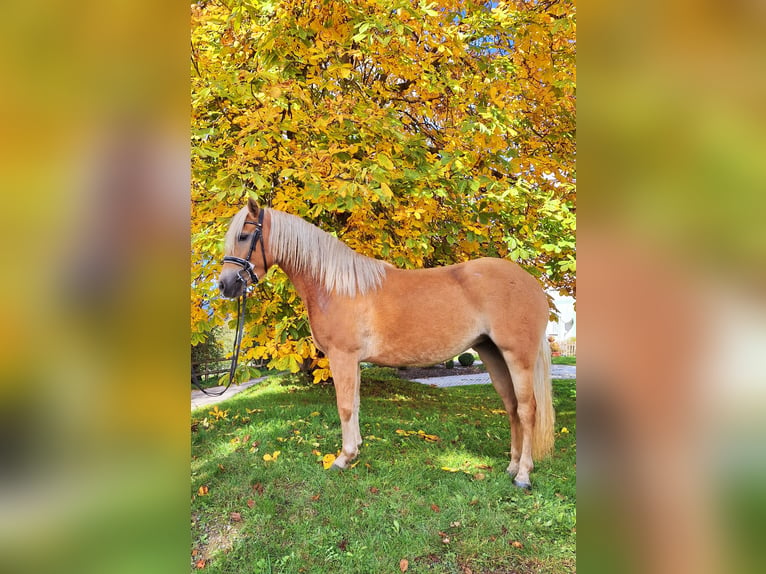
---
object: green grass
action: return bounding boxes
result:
[551,355,576,365]
[191,370,576,573]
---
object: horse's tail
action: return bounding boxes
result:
[533,334,555,459]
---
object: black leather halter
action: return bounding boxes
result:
[222,208,267,285]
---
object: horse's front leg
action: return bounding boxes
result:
[328,354,362,469]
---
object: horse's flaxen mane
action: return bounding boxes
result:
[225,207,388,297]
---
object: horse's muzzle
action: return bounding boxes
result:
[218,271,246,299]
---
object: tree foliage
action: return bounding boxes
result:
[191,0,575,379]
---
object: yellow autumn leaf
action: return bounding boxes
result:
[322,453,337,470]
[263,451,281,462]
[209,405,228,420]
[312,367,331,384]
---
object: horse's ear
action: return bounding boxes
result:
[247,196,260,218]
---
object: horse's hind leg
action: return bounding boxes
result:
[474,341,522,479]
[328,353,362,470]
[501,351,538,489]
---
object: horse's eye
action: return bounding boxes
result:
[238,234,250,242]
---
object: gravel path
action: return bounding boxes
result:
[411,364,576,387]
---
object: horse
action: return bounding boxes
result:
[218,198,554,489]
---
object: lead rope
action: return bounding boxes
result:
[191,288,248,397]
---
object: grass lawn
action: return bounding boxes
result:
[551,356,576,366]
[191,369,576,573]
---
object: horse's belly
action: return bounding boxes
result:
[362,321,485,367]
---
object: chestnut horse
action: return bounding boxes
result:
[218,199,554,489]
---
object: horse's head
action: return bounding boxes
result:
[218,198,271,298]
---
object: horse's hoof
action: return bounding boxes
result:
[329,461,345,471]
[513,478,532,490]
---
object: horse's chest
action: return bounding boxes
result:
[305,301,369,354]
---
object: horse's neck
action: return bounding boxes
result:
[276,260,330,313]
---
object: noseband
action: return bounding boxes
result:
[222,208,267,285]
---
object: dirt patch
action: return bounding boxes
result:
[191,512,245,567]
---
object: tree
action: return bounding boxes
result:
[191,0,575,380]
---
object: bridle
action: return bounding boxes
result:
[192,208,267,398]
[222,208,267,286]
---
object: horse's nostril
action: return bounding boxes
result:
[218,280,225,291]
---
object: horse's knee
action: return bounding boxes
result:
[338,406,353,422]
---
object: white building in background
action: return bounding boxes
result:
[547,292,576,343]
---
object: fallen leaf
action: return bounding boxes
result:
[560,427,570,434]
[450,521,461,528]
[473,472,486,481]
[197,485,209,496]
[262,450,281,462]
[195,558,206,569]
[511,540,523,548]
[322,453,337,470]
[191,549,198,557]
[311,449,322,456]
[311,494,321,501]
[399,558,409,572]
[369,487,379,494]
[247,499,255,508]
[230,512,242,522]
[209,405,229,420]
[441,466,460,472]
[431,504,441,513]
[252,483,264,495]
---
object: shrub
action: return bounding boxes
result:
[445,359,455,369]
[457,352,475,367]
